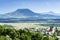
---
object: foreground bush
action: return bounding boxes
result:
[0,25,59,40]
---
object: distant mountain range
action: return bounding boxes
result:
[0,9,60,23]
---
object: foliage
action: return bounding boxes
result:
[0,25,59,40]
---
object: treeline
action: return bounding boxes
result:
[0,25,59,40]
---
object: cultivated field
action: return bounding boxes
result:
[0,23,60,30]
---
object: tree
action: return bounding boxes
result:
[42,36,49,40]
[0,25,5,35]
[13,37,20,40]
[0,36,12,40]
[20,33,31,40]
[49,36,55,40]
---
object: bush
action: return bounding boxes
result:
[0,25,58,40]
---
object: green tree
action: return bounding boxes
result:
[41,36,49,40]
[49,36,55,40]
[0,25,5,35]
[0,36,12,40]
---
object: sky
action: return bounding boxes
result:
[0,0,60,14]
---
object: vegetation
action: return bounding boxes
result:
[0,25,59,40]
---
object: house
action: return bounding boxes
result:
[46,27,56,35]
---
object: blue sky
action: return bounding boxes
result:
[0,0,60,14]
